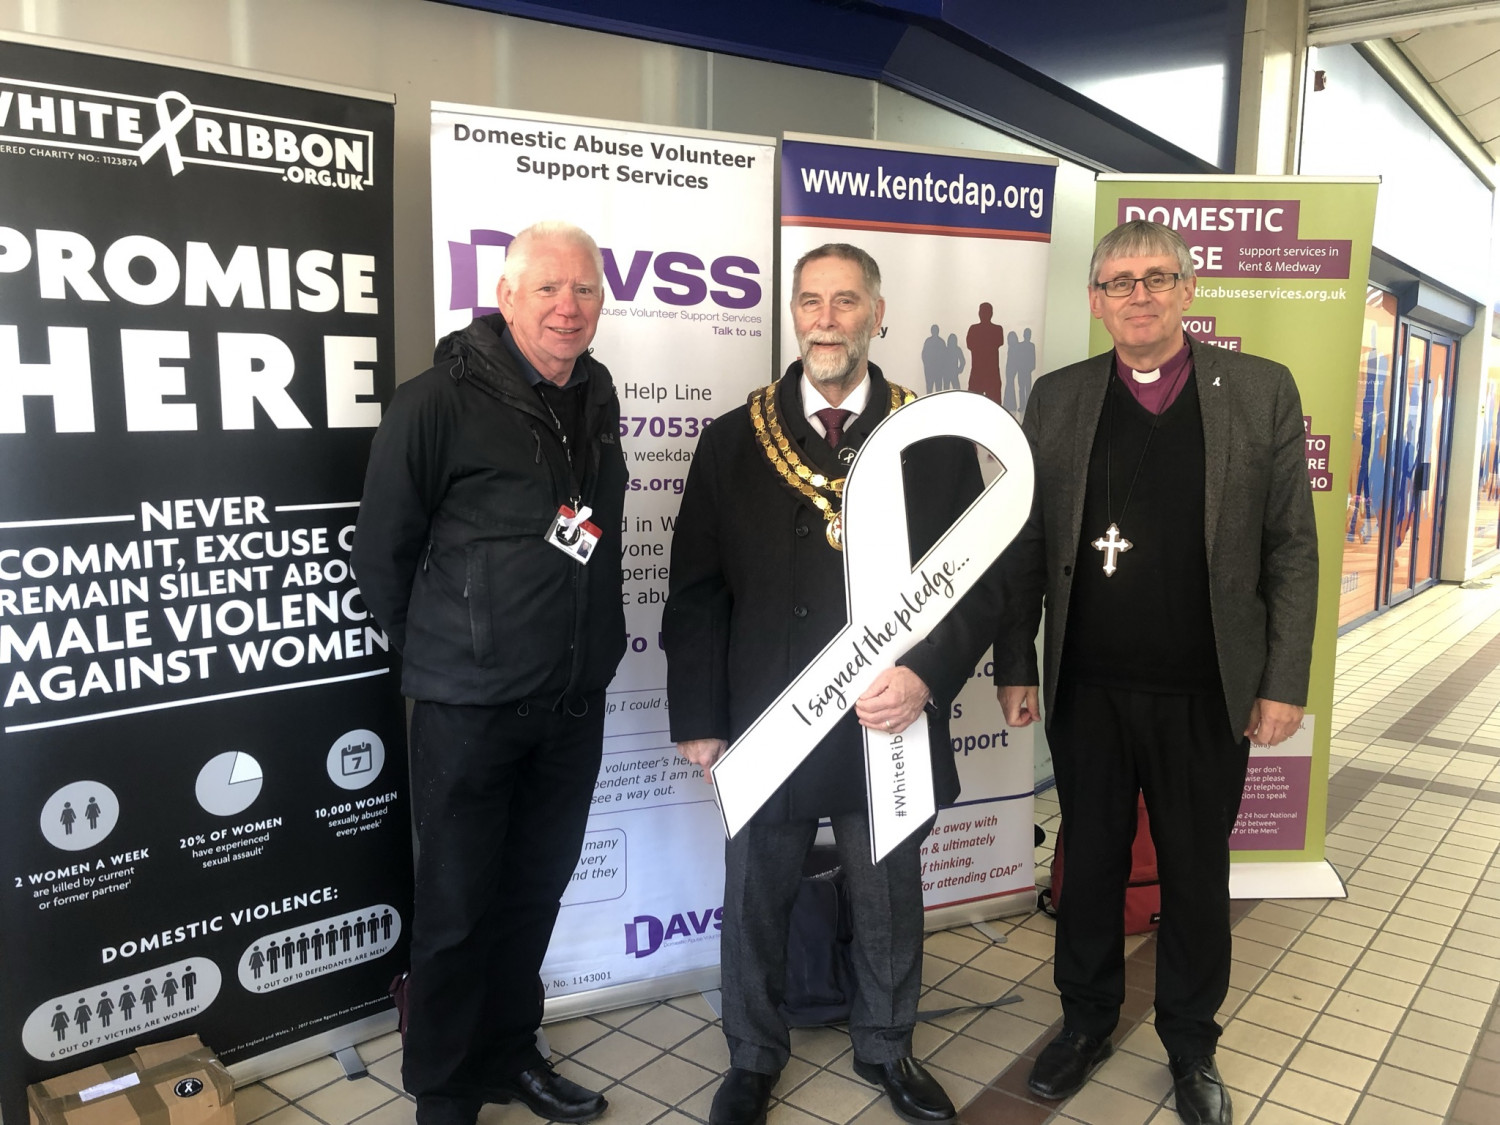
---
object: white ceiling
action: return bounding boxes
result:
[1310,1,1500,162]
[1392,19,1500,159]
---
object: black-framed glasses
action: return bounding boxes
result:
[1094,272,1183,298]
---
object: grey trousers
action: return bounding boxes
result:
[721,811,929,1074]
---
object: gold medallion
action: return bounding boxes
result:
[747,378,915,551]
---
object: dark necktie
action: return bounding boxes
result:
[813,407,852,449]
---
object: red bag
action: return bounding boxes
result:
[1039,793,1161,935]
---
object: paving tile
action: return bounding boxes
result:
[358,1032,404,1064]
[591,1082,670,1125]
[1409,984,1492,1027]
[623,1054,718,1104]
[1364,1063,1456,1116]
[547,1016,614,1056]
[789,1025,852,1066]
[1216,1019,1298,1066]
[572,1031,662,1079]
[1210,1047,1279,1099]
[926,1033,1012,1085]
[962,1006,1050,1054]
[236,1084,290,1125]
[1349,1094,1445,1125]
[958,1088,1053,1125]
[781,1070,879,1121]
[1265,1065,1361,1121]
[623,1004,708,1049]
[1234,995,1318,1038]
[672,1026,731,1073]
[1248,1103,1331,1125]
[350,1097,417,1125]
[297,1076,398,1125]
[1382,1034,1471,1083]
[254,1107,324,1125]
[1337,968,1418,1007]
[1055,1078,1157,1125]
[262,1057,347,1100]
[1305,1013,1392,1060]
[923,929,987,965]
[364,1052,403,1092]
[1252,973,1333,1012]
[1323,991,1408,1032]
[1287,1041,1376,1090]
[1399,1009,1482,1054]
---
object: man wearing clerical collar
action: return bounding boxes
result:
[993,221,1318,1125]
[664,244,999,1125]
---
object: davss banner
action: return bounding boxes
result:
[0,37,405,1120]
[430,104,774,1005]
[1093,176,1378,873]
[779,134,1057,919]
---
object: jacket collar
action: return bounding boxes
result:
[438,312,614,422]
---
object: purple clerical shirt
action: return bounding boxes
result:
[1115,337,1193,414]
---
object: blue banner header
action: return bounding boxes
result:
[781,139,1055,237]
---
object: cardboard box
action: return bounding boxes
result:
[27,1035,234,1125]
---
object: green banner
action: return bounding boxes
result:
[1093,176,1378,865]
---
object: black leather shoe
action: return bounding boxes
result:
[852,1057,955,1123]
[415,1096,480,1125]
[1169,1055,1232,1125]
[488,1064,607,1123]
[709,1068,778,1125]
[1026,1028,1113,1100]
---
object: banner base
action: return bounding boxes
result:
[923,890,1035,933]
[543,966,722,1024]
[227,1010,399,1088]
[1229,860,1346,900]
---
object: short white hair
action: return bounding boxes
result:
[501,220,605,287]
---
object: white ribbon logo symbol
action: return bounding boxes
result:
[136,91,194,175]
[710,392,1034,862]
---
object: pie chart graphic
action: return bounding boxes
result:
[195,752,263,817]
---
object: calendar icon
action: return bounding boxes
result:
[341,742,374,776]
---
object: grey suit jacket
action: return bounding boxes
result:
[992,337,1319,736]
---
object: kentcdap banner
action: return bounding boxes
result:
[1092,176,1379,869]
[0,37,406,1120]
[430,103,775,1006]
[779,133,1057,919]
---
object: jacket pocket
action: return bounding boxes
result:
[465,545,494,666]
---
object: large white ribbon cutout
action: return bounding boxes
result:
[710,392,1034,862]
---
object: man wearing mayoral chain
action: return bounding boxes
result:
[664,243,1001,1125]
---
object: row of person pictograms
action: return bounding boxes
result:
[49,967,200,1041]
[248,909,395,978]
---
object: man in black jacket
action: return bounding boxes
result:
[665,244,999,1125]
[354,221,626,1125]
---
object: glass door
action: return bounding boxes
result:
[1341,289,1397,626]
[1385,326,1457,605]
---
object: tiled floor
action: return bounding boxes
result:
[238,569,1500,1125]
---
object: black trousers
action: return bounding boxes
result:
[1048,680,1249,1058]
[720,811,931,1074]
[402,694,604,1100]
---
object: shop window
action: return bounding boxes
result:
[1475,361,1500,565]
[1342,288,1397,626]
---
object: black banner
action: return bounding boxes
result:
[0,38,407,1121]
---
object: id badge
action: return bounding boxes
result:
[546,504,601,564]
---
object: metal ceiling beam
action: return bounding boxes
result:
[1308,0,1500,45]
[1356,37,1499,184]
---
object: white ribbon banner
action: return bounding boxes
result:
[711,392,1034,862]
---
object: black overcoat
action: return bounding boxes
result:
[664,363,999,823]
